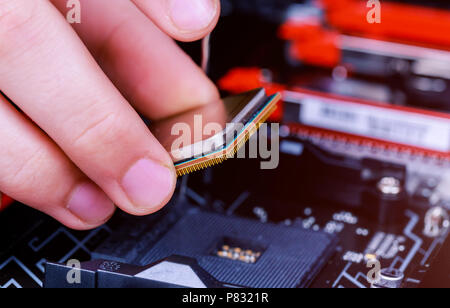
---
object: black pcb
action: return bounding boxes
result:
[96,208,338,288]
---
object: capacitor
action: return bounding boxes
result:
[363,176,407,225]
[371,268,404,289]
[423,206,450,238]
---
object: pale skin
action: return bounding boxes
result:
[0,0,221,229]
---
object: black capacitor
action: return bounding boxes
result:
[361,159,407,225]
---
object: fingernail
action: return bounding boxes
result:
[169,0,216,32]
[121,159,175,211]
[67,183,115,225]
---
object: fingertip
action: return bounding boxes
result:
[198,75,221,104]
[167,0,220,42]
[120,158,177,216]
[47,205,115,231]
[66,182,116,227]
[132,0,220,43]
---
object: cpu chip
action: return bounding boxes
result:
[151,89,281,176]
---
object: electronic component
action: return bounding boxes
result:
[281,89,450,157]
[215,239,263,264]
[321,0,450,49]
[423,206,450,238]
[45,256,223,288]
[93,208,338,288]
[278,4,450,111]
[371,268,405,289]
[151,89,281,176]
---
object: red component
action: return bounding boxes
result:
[218,68,286,122]
[266,98,283,123]
[290,32,340,68]
[220,68,450,160]
[290,86,450,120]
[278,18,324,41]
[289,123,450,162]
[279,20,341,68]
[218,68,268,93]
[321,0,450,49]
[285,87,450,159]
[0,194,13,211]
[280,1,450,68]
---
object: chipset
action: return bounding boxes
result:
[151,89,281,176]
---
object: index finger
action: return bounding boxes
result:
[131,0,221,42]
[0,0,176,216]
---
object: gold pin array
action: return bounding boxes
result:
[216,245,262,264]
[175,103,278,177]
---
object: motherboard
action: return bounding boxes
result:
[2,0,450,288]
[2,136,450,288]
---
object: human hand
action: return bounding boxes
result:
[0,0,220,229]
